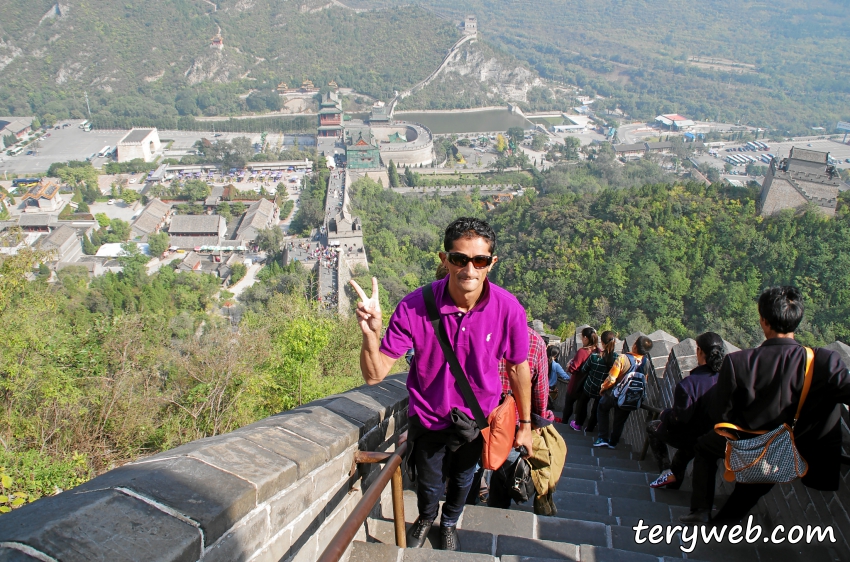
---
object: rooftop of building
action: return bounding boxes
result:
[119,128,157,144]
[169,214,224,235]
[41,224,77,249]
[789,146,829,164]
[21,179,60,201]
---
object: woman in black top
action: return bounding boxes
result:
[647,332,725,489]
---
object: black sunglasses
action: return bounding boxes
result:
[446,252,494,269]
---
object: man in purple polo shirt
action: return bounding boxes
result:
[351,217,533,551]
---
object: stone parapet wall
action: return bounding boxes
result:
[0,374,411,562]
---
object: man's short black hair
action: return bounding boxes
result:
[758,286,804,334]
[443,217,496,254]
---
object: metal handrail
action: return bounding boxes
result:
[317,431,408,562]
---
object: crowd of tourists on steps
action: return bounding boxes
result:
[557,286,850,526]
[350,215,850,552]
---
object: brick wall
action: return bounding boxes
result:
[0,374,411,562]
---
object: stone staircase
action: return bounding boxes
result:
[348,423,842,562]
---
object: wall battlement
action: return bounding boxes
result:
[0,374,411,562]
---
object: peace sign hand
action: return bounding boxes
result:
[350,277,382,336]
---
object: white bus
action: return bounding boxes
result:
[78,120,89,129]
[6,146,24,156]
[98,145,111,157]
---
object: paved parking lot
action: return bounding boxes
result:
[692,138,850,172]
[88,201,141,222]
[0,120,125,175]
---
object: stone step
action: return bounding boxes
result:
[610,497,672,521]
[590,446,636,460]
[512,502,619,525]
[361,518,687,562]
[536,515,607,547]
[551,491,610,518]
[610,524,685,558]
[597,480,653,502]
[349,541,495,561]
[365,518,494,555]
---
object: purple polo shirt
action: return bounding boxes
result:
[380,276,528,430]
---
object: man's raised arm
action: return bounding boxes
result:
[350,277,396,385]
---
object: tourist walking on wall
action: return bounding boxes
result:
[594,336,653,449]
[681,286,850,523]
[562,327,599,426]
[547,345,569,389]
[351,217,533,551]
[647,332,725,489]
[573,330,618,433]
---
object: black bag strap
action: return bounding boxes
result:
[422,282,489,430]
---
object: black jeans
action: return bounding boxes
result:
[574,390,600,431]
[690,430,774,522]
[646,420,694,486]
[597,392,632,446]
[414,433,483,526]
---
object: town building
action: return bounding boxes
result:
[759,147,841,216]
[655,114,694,131]
[235,198,278,243]
[614,143,646,159]
[552,115,591,132]
[40,224,82,263]
[177,251,240,281]
[317,91,344,138]
[345,129,382,170]
[0,117,33,140]
[369,102,391,125]
[167,214,227,249]
[327,209,363,249]
[645,141,674,154]
[20,178,62,212]
[117,128,162,163]
[130,198,172,241]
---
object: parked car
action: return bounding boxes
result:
[107,199,115,205]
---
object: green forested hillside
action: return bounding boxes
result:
[0,247,363,510]
[361,0,850,133]
[0,1,458,125]
[351,168,850,349]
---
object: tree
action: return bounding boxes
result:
[230,263,247,284]
[495,134,508,154]
[531,134,547,151]
[404,166,416,187]
[3,133,17,148]
[95,213,111,228]
[82,235,97,255]
[507,127,525,148]
[108,219,131,242]
[217,201,232,222]
[31,117,41,130]
[231,202,246,215]
[148,232,170,256]
[562,137,581,160]
[182,180,211,202]
[256,227,283,254]
[121,189,140,204]
[388,160,400,188]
